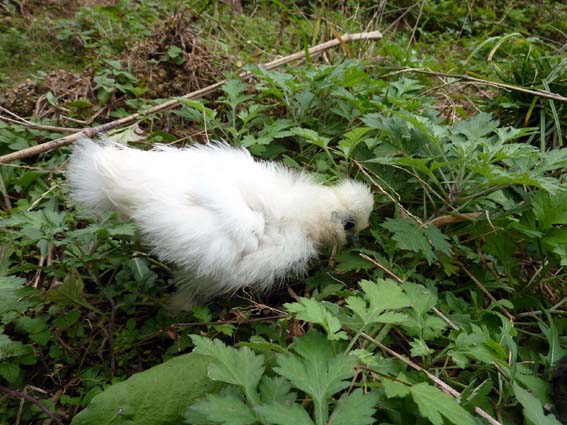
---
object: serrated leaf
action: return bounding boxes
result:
[190,335,265,396]
[382,218,450,264]
[72,353,217,425]
[291,127,330,148]
[285,298,347,340]
[532,191,567,230]
[274,331,355,424]
[452,112,498,140]
[259,376,295,404]
[0,276,30,314]
[48,277,97,312]
[221,79,253,109]
[186,392,257,425]
[409,339,434,357]
[0,331,34,361]
[256,402,314,425]
[513,384,562,425]
[410,382,476,425]
[383,377,410,398]
[402,282,438,317]
[0,361,21,384]
[346,279,411,328]
[328,389,379,425]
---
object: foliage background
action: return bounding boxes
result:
[1,0,567,424]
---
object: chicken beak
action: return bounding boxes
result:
[346,234,360,247]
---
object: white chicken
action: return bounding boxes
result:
[67,138,374,309]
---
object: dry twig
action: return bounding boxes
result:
[385,67,567,102]
[0,30,382,164]
[0,384,64,425]
[360,332,502,425]
[463,268,515,322]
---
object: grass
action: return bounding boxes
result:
[1,1,567,424]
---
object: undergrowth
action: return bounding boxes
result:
[1,1,567,424]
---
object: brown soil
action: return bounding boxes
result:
[0,10,229,123]
[121,10,229,99]
[0,69,92,118]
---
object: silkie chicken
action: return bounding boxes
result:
[67,138,374,310]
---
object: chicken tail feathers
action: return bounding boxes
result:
[67,138,115,211]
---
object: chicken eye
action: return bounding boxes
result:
[343,218,355,231]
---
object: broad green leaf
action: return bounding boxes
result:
[48,277,99,313]
[258,376,295,404]
[256,402,314,425]
[402,282,438,316]
[221,79,253,109]
[285,297,347,340]
[452,112,498,140]
[338,127,372,156]
[191,335,265,396]
[0,276,30,315]
[186,392,257,425]
[274,331,355,424]
[532,191,567,230]
[381,218,450,264]
[410,382,476,425]
[410,339,434,357]
[328,389,379,425]
[72,353,217,425]
[291,127,330,148]
[383,376,410,398]
[0,332,34,361]
[346,279,411,328]
[0,360,21,384]
[513,384,562,425]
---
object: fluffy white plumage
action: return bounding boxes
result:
[67,138,374,309]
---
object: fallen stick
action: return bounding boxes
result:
[360,332,503,425]
[0,30,382,164]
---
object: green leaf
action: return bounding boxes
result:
[409,339,434,357]
[256,402,314,425]
[190,335,265,397]
[402,282,438,317]
[410,383,476,425]
[346,279,411,328]
[221,79,253,109]
[258,375,295,404]
[328,389,379,425]
[0,331,34,362]
[186,392,257,425]
[285,298,348,340]
[274,331,355,424]
[452,112,498,140]
[167,45,183,58]
[0,276,30,315]
[513,384,562,425]
[291,127,330,148]
[532,191,567,230]
[71,353,217,425]
[48,277,99,313]
[383,377,410,398]
[381,218,450,264]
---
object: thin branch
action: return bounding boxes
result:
[0,384,64,425]
[463,268,515,322]
[0,105,77,133]
[360,332,503,425]
[359,253,460,331]
[0,30,382,164]
[385,67,567,102]
[173,314,285,327]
